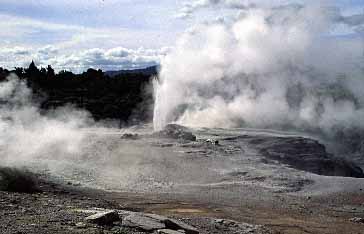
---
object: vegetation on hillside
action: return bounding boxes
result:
[0,62,156,126]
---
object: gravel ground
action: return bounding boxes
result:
[1,126,364,234]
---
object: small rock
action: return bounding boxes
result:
[206,139,219,145]
[158,229,185,234]
[75,222,87,229]
[85,210,120,225]
[349,217,364,223]
[111,226,123,232]
[214,219,224,224]
[121,133,139,140]
[112,221,122,226]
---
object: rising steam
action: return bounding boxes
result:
[0,74,90,167]
[153,3,364,142]
[0,75,173,191]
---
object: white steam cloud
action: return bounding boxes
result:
[154,3,364,140]
[0,75,167,191]
[0,75,90,167]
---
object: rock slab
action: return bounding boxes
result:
[123,213,166,231]
[85,210,120,225]
[122,212,199,233]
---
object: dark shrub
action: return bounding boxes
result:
[0,167,39,193]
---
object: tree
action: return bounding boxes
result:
[13,67,25,78]
[46,65,55,78]
[84,68,104,79]
[40,67,47,76]
[26,60,40,78]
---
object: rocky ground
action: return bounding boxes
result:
[1,172,364,234]
[1,124,364,234]
[0,175,271,234]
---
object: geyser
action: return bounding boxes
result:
[153,3,364,143]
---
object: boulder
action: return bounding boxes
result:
[85,210,120,225]
[122,213,166,231]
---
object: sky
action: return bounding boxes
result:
[0,0,363,72]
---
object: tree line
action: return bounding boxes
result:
[0,61,156,125]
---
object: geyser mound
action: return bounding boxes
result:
[152,124,197,141]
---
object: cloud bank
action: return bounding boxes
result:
[0,45,168,73]
[176,0,255,19]
[0,13,174,72]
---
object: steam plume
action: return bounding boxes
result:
[154,3,364,143]
[0,74,90,167]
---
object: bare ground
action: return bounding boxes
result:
[1,175,364,234]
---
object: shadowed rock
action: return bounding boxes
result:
[242,135,364,178]
[85,210,120,225]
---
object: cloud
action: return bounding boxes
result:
[0,45,168,72]
[177,0,255,18]
[339,13,364,26]
[52,47,168,72]
[177,0,364,32]
[0,13,173,72]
